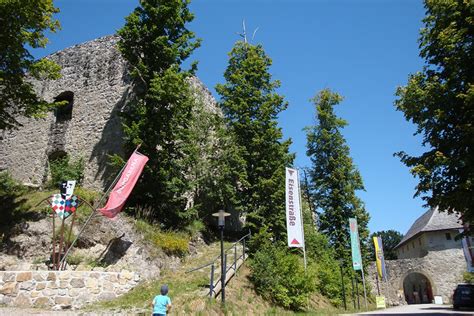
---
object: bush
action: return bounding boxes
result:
[249,245,316,310]
[66,252,85,265]
[0,171,27,227]
[48,155,84,188]
[134,219,189,257]
[153,230,189,257]
[463,272,474,284]
[184,219,205,238]
[305,227,344,306]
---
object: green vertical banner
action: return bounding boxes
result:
[349,218,362,270]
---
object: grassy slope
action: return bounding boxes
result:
[7,188,370,315]
[88,240,357,315]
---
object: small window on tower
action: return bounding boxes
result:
[445,232,452,240]
[54,91,74,122]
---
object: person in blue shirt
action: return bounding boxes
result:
[152,284,172,316]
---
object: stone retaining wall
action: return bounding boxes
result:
[0,270,139,310]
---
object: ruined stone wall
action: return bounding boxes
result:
[0,35,219,191]
[0,36,129,190]
[367,248,466,305]
[0,270,139,310]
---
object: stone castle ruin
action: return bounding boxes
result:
[0,36,218,309]
[0,35,217,190]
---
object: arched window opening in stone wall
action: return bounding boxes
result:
[48,150,67,162]
[54,91,74,122]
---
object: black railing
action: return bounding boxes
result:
[186,231,251,298]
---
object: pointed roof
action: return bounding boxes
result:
[395,208,463,249]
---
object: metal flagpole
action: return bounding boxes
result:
[361,266,368,310]
[59,145,141,268]
[297,169,307,271]
[376,271,380,296]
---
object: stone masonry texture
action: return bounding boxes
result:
[0,35,218,190]
[367,248,466,306]
[0,270,139,310]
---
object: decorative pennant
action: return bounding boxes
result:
[50,194,79,219]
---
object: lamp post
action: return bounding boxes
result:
[339,259,347,310]
[212,209,230,305]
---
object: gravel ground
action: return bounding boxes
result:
[358,303,474,315]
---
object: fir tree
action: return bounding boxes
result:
[305,89,370,263]
[216,41,293,241]
[117,0,201,227]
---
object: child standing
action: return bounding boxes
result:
[152,284,172,316]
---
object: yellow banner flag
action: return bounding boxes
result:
[373,236,387,281]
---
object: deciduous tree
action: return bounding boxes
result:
[395,0,474,226]
[0,0,61,130]
[370,230,403,260]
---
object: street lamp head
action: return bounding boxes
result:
[212,209,231,228]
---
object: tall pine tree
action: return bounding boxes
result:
[305,89,370,262]
[117,0,201,227]
[216,41,293,240]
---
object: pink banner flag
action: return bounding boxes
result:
[98,151,149,218]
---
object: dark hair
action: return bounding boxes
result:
[161,284,168,295]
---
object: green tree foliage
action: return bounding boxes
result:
[0,171,27,227]
[249,245,316,310]
[301,186,349,307]
[117,0,202,227]
[216,41,293,241]
[305,89,370,263]
[187,101,247,223]
[395,1,474,225]
[369,230,403,260]
[0,0,61,130]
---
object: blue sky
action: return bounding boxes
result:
[35,0,428,235]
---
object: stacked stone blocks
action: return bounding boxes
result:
[0,270,139,310]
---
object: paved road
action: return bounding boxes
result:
[358,304,474,315]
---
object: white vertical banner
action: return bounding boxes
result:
[285,167,304,248]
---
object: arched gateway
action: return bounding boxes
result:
[402,272,434,304]
[367,208,467,306]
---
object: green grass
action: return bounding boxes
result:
[87,239,374,315]
[93,241,226,311]
[19,186,99,222]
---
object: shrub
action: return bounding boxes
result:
[153,230,189,257]
[463,272,474,284]
[305,227,344,306]
[0,171,27,226]
[134,219,189,257]
[48,155,84,188]
[66,252,84,265]
[184,219,205,238]
[249,245,316,310]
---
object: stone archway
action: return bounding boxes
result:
[402,272,434,304]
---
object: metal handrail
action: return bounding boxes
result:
[185,230,251,299]
[186,231,251,274]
